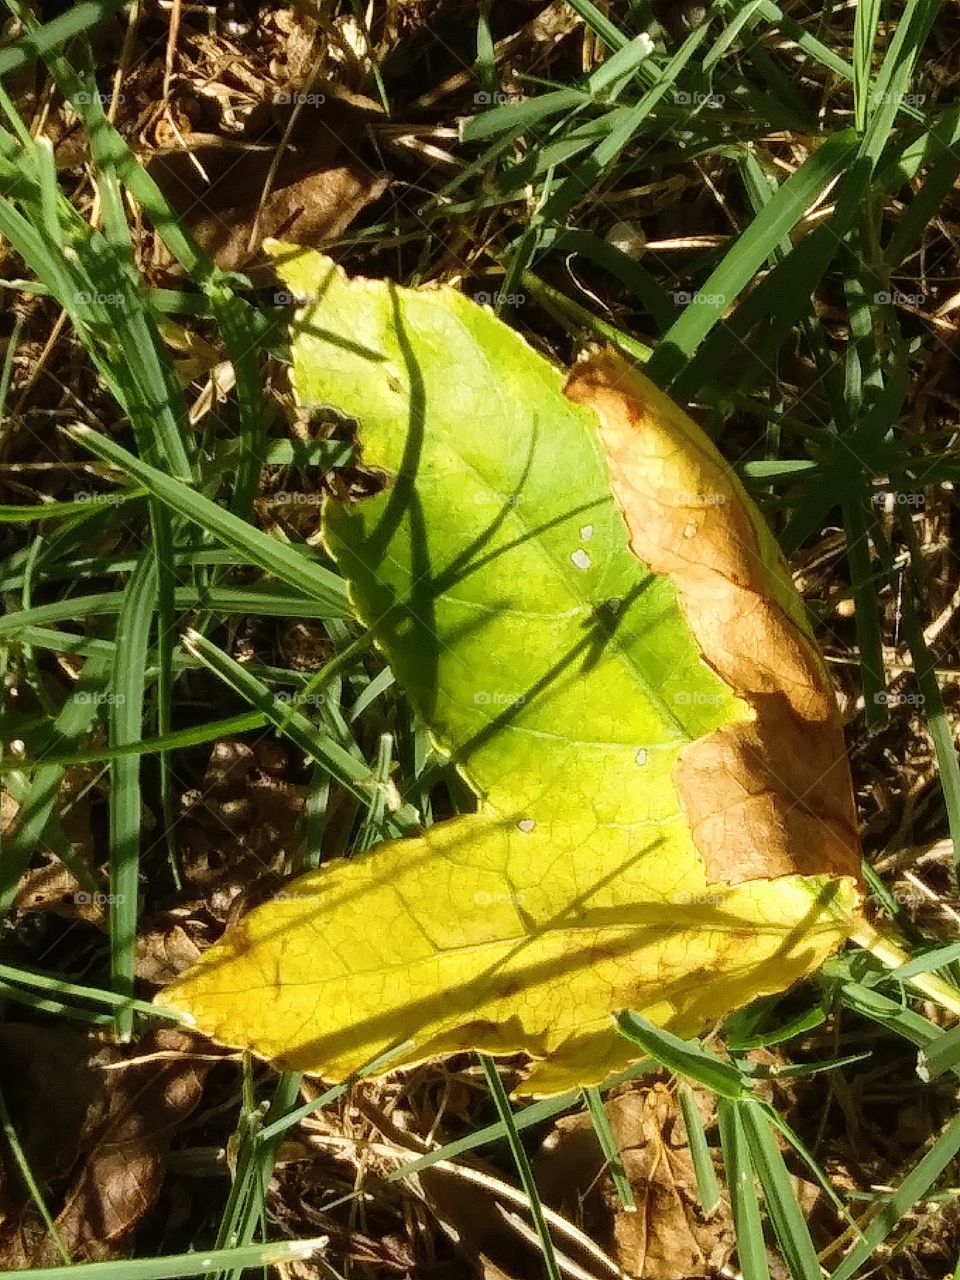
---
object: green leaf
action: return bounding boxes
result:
[109,555,157,1039]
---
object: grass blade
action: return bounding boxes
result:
[180,629,418,832]
[479,1055,562,1280]
[718,1098,770,1280]
[0,1081,71,1262]
[67,425,348,614]
[582,1085,636,1211]
[678,1083,721,1216]
[649,131,858,384]
[741,1100,821,1280]
[615,1012,749,1098]
[8,1238,332,1280]
[917,1023,960,1083]
[109,555,157,1039]
[830,1110,960,1280]
[852,0,882,135]
[0,0,125,76]
[0,655,111,912]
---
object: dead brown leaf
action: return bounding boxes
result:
[175,736,304,903]
[565,350,861,886]
[0,1025,101,1190]
[0,1030,211,1266]
[0,790,18,837]
[535,1084,734,1280]
[135,919,205,985]
[14,859,103,922]
[145,87,388,270]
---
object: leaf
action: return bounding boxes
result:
[0,1029,210,1266]
[145,90,387,272]
[534,1084,736,1279]
[162,251,862,1095]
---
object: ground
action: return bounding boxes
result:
[2,2,960,1278]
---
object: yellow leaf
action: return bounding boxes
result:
[170,816,857,1095]
[162,258,862,1095]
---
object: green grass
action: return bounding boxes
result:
[2,0,960,1276]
